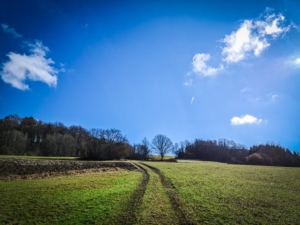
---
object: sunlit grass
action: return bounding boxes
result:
[148,155,175,160]
[144,162,300,224]
[136,163,179,225]
[0,171,142,225]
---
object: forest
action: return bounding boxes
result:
[0,114,299,166]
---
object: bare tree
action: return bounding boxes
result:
[69,125,89,157]
[99,129,129,160]
[100,129,127,144]
[141,137,151,160]
[172,143,179,157]
[151,134,173,160]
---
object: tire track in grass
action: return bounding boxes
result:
[135,163,180,225]
[141,163,195,225]
[117,163,149,225]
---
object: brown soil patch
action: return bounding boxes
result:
[0,159,138,181]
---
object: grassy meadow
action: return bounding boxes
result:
[0,171,142,225]
[144,161,300,224]
[1,156,300,224]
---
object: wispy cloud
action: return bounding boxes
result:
[222,12,290,63]
[285,57,300,68]
[241,87,251,92]
[267,93,279,101]
[192,53,223,76]
[240,87,261,102]
[247,96,262,102]
[241,88,279,103]
[231,114,263,125]
[183,78,193,86]
[190,96,194,105]
[1,24,22,38]
[1,41,58,90]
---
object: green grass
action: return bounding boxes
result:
[2,158,300,224]
[135,163,179,225]
[144,162,300,224]
[0,171,142,225]
[0,155,78,160]
[148,155,175,160]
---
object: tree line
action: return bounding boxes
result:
[245,144,300,167]
[174,139,249,164]
[0,115,165,160]
[174,139,300,166]
[0,115,299,166]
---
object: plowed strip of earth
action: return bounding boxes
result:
[0,158,138,181]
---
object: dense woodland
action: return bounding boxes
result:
[175,139,300,167]
[0,115,299,167]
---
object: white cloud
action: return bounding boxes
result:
[187,10,291,82]
[193,53,224,76]
[1,41,58,90]
[295,58,300,65]
[231,114,263,125]
[1,24,22,38]
[222,13,290,63]
[190,96,194,105]
[263,14,290,37]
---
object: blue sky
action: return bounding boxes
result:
[1,0,300,151]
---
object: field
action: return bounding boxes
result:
[143,161,300,224]
[1,156,300,224]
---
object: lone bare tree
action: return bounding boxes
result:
[151,134,173,160]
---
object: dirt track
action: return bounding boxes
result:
[140,163,194,225]
[119,163,150,225]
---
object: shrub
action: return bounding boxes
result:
[246,153,273,166]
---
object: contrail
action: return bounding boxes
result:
[190,96,194,105]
